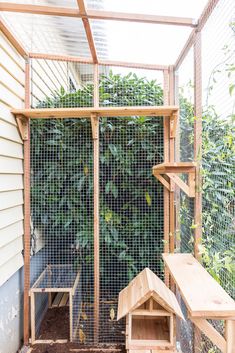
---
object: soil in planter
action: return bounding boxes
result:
[37,307,69,340]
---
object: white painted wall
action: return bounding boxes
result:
[0,31,24,288]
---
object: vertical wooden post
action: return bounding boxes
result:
[163,69,170,287]
[169,66,176,292]
[23,57,31,345]
[193,31,202,353]
[225,320,235,353]
[30,291,35,344]
[93,63,100,344]
[194,31,202,260]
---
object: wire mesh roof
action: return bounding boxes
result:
[0,0,209,64]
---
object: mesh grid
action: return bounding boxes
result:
[29,61,165,345]
[99,117,164,343]
[30,118,94,342]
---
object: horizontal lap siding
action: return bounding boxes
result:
[0,31,24,286]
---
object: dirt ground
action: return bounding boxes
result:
[30,307,125,353]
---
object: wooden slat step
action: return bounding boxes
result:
[52,292,64,307]
[59,293,69,307]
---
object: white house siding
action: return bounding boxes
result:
[0,31,25,287]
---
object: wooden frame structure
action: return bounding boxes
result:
[117,268,184,353]
[0,0,224,350]
[29,264,81,344]
[163,254,235,353]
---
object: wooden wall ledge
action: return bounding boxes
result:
[11,105,179,119]
[152,162,196,197]
[162,253,235,353]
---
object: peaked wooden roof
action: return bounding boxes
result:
[117,268,184,320]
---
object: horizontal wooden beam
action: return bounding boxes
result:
[11,106,179,119]
[0,3,197,27]
[29,52,167,71]
[87,9,197,27]
[0,18,28,57]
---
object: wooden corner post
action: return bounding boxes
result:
[23,56,31,345]
[93,64,100,344]
[193,30,202,353]
[163,69,170,287]
[194,31,202,260]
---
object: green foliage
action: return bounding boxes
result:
[31,72,164,293]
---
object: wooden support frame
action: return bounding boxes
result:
[93,63,100,344]
[16,114,29,140]
[0,18,28,57]
[23,57,31,345]
[28,52,167,71]
[0,3,197,27]
[76,0,98,63]
[29,265,81,344]
[153,163,196,198]
[11,106,179,119]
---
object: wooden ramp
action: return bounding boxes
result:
[52,292,69,307]
[163,253,235,353]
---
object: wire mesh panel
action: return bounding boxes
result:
[177,49,195,255]
[31,59,94,109]
[99,65,163,107]
[198,0,235,351]
[99,116,164,343]
[30,118,94,342]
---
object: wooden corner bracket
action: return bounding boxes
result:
[16,114,29,140]
[152,162,196,198]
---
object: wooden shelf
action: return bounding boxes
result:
[152,162,196,197]
[11,105,178,119]
[162,253,235,353]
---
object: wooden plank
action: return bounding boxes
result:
[169,66,175,257]
[117,268,184,320]
[23,58,31,345]
[162,254,235,318]
[77,0,98,63]
[191,318,226,353]
[154,174,171,191]
[52,292,64,307]
[69,291,73,341]
[11,106,179,119]
[163,69,170,287]
[0,18,27,57]
[194,32,202,260]
[59,293,69,307]
[225,320,235,353]
[0,119,23,143]
[29,53,167,71]
[30,292,35,344]
[93,63,99,343]
[0,3,196,27]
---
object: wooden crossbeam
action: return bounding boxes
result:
[11,106,179,119]
[29,52,167,71]
[77,0,98,63]
[0,18,28,57]
[0,3,197,27]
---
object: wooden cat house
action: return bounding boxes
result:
[117,268,184,353]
